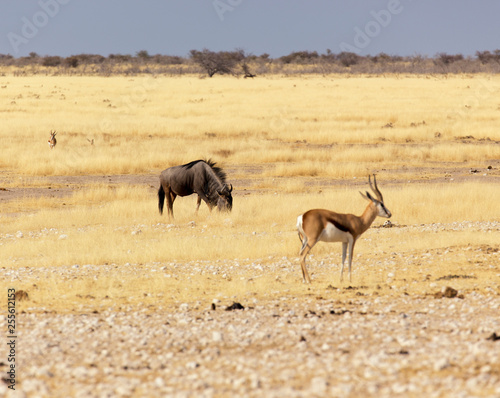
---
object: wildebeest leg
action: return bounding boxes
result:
[195,195,213,212]
[166,188,176,218]
[195,190,213,212]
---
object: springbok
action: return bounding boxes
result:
[296,175,391,283]
[48,130,57,149]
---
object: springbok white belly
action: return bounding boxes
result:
[319,222,351,243]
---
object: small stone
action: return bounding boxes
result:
[186,361,199,369]
[442,286,458,298]
[15,290,29,301]
[212,331,224,342]
[225,302,245,311]
[311,377,328,395]
[154,377,165,387]
[434,358,450,371]
[434,286,458,299]
[486,332,500,341]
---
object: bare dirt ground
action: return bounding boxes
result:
[1,158,499,205]
[1,164,500,397]
[2,247,500,398]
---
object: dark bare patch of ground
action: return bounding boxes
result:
[1,159,499,209]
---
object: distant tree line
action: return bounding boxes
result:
[1,49,500,76]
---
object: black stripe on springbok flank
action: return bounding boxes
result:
[332,219,350,233]
[327,217,354,236]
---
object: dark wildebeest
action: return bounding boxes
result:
[158,159,233,218]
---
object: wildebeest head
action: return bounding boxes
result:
[216,184,233,212]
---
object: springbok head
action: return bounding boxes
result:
[359,175,391,218]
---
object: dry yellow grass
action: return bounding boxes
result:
[1,74,499,313]
[1,74,499,177]
[1,182,498,266]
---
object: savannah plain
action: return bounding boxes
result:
[0,72,500,397]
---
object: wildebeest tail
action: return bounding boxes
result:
[158,185,165,215]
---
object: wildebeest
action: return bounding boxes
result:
[158,159,233,218]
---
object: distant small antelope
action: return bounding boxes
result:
[87,138,94,145]
[296,175,392,283]
[48,130,57,149]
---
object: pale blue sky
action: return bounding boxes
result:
[1,0,499,58]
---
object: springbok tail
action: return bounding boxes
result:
[299,234,308,254]
[297,215,308,254]
[158,185,165,215]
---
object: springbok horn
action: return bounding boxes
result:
[368,174,383,202]
[229,184,233,193]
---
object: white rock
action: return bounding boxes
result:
[311,377,328,395]
[434,358,451,371]
[186,361,199,369]
[212,331,224,342]
[154,377,165,387]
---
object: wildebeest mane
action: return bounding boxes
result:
[183,159,227,184]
